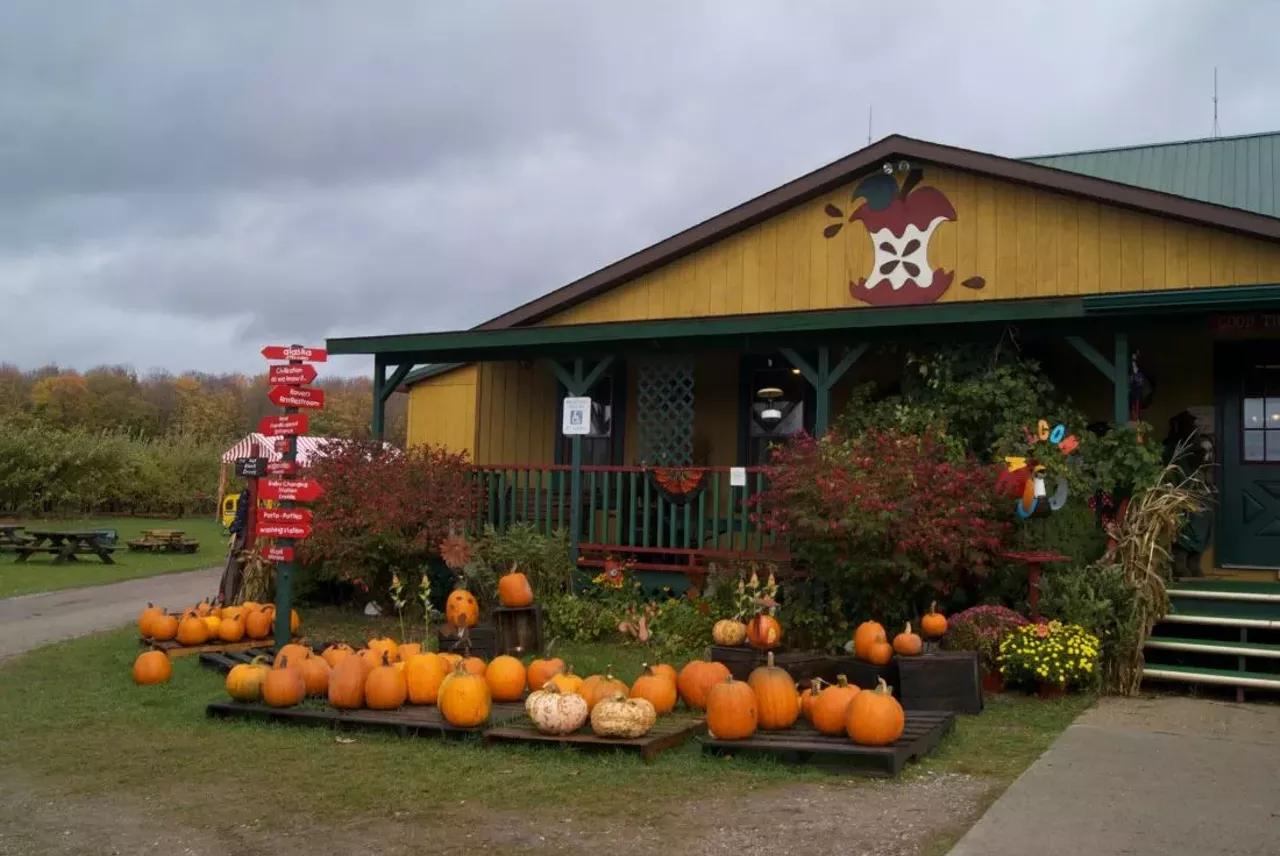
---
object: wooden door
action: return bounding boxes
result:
[1217,342,1280,568]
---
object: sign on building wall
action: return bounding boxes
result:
[562,396,592,436]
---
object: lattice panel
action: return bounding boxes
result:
[636,358,695,466]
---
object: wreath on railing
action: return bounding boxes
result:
[647,467,709,506]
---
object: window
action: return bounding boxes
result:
[556,370,624,466]
[1242,363,1280,463]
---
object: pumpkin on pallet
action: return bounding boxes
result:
[846,678,905,746]
[137,604,165,639]
[677,660,730,710]
[526,651,565,692]
[705,676,757,740]
[365,653,408,710]
[810,675,860,736]
[262,656,306,708]
[439,662,492,727]
[405,652,451,704]
[526,683,589,735]
[485,655,527,702]
[630,664,677,715]
[748,652,799,730]
[590,693,656,739]
[580,669,629,712]
[226,656,270,701]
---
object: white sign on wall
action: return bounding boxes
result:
[562,396,592,436]
[729,467,747,487]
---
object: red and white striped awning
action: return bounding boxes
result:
[221,434,343,466]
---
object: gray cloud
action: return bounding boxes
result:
[0,0,1275,377]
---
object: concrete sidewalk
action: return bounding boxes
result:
[949,695,1280,856]
[0,567,220,659]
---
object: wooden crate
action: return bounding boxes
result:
[897,650,984,714]
[826,656,900,692]
[493,606,544,656]
[206,698,527,737]
[711,646,834,682]
[485,713,705,761]
[436,624,495,660]
[142,638,275,658]
[701,711,955,776]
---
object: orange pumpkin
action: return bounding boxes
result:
[274,643,312,669]
[799,678,825,723]
[748,652,799,730]
[262,656,306,707]
[438,663,492,727]
[584,671,629,712]
[846,677,905,746]
[365,653,408,710]
[892,622,923,656]
[244,610,272,640]
[217,615,245,642]
[485,655,527,702]
[705,676,757,740]
[225,656,270,701]
[921,602,948,638]
[328,652,368,709]
[526,656,566,691]
[629,664,677,715]
[405,652,451,704]
[445,589,480,628]
[202,614,222,637]
[221,605,245,622]
[438,652,463,668]
[298,653,331,696]
[194,600,213,618]
[547,668,584,695]
[649,663,678,685]
[137,603,165,638]
[497,568,534,608]
[676,660,731,711]
[867,632,894,666]
[396,642,422,662]
[241,601,261,613]
[460,656,487,677]
[745,613,782,651]
[132,650,172,685]
[290,609,302,634]
[320,643,355,669]
[358,648,384,672]
[853,620,887,661]
[149,613,179,642]
[176,615,210,647]
[810,675,861,736]
[367,637,399,664]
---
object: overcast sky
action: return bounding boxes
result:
[2,1,1275,377]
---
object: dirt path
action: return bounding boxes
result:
[0,768,991,856]
[0,567,220,658]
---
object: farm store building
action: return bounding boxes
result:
[329,132,1280,581]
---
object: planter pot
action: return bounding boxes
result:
[1036,681,1068,700]
[981,669,1005,694]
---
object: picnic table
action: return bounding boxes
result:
[16,530,116,564]
[127,529,200,554]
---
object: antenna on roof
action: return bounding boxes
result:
[867,104,873,145]
[1212,67,1220,138]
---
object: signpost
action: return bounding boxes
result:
[260,344,326,644]
[235,457,269,478]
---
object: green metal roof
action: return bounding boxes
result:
[1024,131,1279,218]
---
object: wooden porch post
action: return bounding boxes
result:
[1065,333,1130,426]
[780,344,868,437]
[549,357,615,564]
[370,358,416,442]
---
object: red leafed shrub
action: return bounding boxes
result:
[756,428,1008,626]
[301,439,476,603]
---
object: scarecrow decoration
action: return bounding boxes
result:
[995,420,1080,519]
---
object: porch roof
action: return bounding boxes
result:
[328,283,1280,373]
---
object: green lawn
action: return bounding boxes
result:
[0,517,225,598]
[0,605,1093,851]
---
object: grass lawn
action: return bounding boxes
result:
[0,516,225,598]
[0,607,1093,855]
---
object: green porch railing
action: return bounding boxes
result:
[470,464,784,572]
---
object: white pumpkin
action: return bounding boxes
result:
[712,619,747,647]
[589,693,657,739]
[525,683,589,735]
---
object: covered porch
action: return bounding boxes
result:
[328,284,1280,577]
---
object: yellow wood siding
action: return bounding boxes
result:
[405,365,478,454]
[473,361,556,465]
[541,167,1280,325]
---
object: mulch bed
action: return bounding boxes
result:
[484,713,706,761]
[205,698,527,738]
[700,710,955,776]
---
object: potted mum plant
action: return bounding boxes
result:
[943,605,1030,692]
[998,620,1100,698]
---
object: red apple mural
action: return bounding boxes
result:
[823,167,985,307]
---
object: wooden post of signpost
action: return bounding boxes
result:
[260,344,327,645]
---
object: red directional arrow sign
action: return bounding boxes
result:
[273,438,291,454]
[259,478,324,503]
[259,508,314,525]
[262,345,327,363]
[258,413,309,436]
[268,364,318,386]
[267,385,325,409]
[261,545,295,563]
[257,522,312,539]
[266,460,298,476]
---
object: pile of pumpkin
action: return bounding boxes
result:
[849,603,949,665]
[132,601,302,686]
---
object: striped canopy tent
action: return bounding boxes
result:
[220,433,343,466]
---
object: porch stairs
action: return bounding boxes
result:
[1142,581,1280,700]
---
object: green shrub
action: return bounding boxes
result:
[543,595,620,644]
[1038,562,1143,692]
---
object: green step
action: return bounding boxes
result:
[1168,580,1280,595]
[1142,663,1280,691]
[1144,636,1280,659]
[1165,597,1280,623]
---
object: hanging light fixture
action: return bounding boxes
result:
[757,386,784,424]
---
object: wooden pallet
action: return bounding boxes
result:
[484,713,705,761]
[198,646,280,672]
[206,699,527,737]
[142,638,275,658]
[700,710,955,776]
